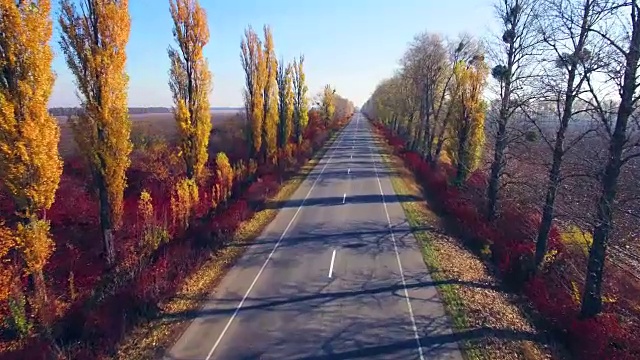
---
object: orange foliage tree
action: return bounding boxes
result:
[241,26,266,158]
[59,0,132,266]
[168,0,212,182]
[262,25,279,163]
[0,0,62,316]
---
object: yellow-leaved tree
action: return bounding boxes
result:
[168,0,212,182]
[59,0,132,267]
[321,84,336,128]
[262,25,279,163]
[277,61,294,148]
[0,0,62,313]
[446,55,488,184]
[241,26,266,158]
[292,55,309,144]
[214,152,233,206]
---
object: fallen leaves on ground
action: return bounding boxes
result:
[383,145,565,360]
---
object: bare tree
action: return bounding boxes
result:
[532,0,608,270]
[486,0,543,220]
[579,0,640,318]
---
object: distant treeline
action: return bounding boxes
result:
[49,107,243,116]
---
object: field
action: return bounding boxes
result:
[56,110,246,157]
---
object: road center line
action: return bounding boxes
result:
[368,130,426,360]
[348,168,350,174]
[204,127,347,360]
[328,249,337,278]
[343,193,346,203]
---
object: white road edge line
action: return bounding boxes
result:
[204,129,346,360]
[328,249,337,278]
[369,132,426,360]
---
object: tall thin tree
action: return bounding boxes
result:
[292,55,309,144]
[241,26,266,158]
[581,0,640,318]
[262,25,278,163]
[59,0,132,266]
[532,0,603,270]
[486,0,542,220]
[321,84,336,128]
[168,0,212,181]
[0,0,63,315]
[277,60,294,148]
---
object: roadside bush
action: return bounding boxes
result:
[138,189,170,260]
[170,178,199,231]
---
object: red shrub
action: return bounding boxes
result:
[372,118,639,360]
[4,114,348,359]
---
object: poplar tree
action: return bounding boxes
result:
[292,55,309,143]
[168,0,212,181]
[241,26,266,158]
[321,84,336,127]
[262,25,278,162]
[277,60,294,148]
[0,0,62,313]
[59,0,132,266]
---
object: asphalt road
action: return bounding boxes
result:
[164,113,462,360]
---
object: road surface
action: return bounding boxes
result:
[164,113,462,360]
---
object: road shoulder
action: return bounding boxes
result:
[375,137,563,360]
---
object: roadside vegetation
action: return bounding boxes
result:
[363,0,640,358]
[0,1,354,358]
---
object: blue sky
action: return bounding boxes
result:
[49,0,497,108]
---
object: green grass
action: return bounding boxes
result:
[378,148,484,360]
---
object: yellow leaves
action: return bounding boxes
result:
[15,219,54,275]
[138,189,153,226]
[292,55,309,143]
[263,25,279,162]
[241,25,266,157]
[171,178,199,230]
[561,225,593,255]
[215,152,234,203]
[138,189,169,259]
[59,0,132,233]
[322,84,336,125]
[0,222,17,302]
[169,0,212,181]
[447,57,489,178]
[0,0,62,217]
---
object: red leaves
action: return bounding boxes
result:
[374,120,640,360]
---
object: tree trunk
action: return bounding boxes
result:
[581,124,625,317]
[581,19,640,317]
[31,269,49,325]
[534,46,580,270]
[98,175,115,267]
[487,119,507,220]
[534,147,562,269]
[455,124,469,185]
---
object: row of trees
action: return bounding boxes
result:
[241,26,347,163]
[1,0,347,334]
[364,34,490,184]
[363,0,640,318]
